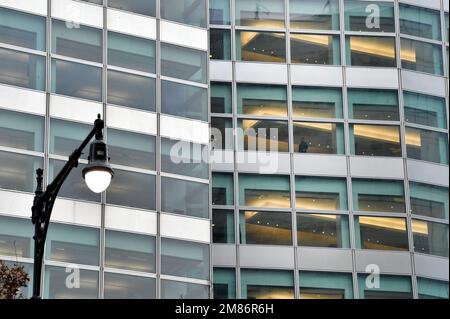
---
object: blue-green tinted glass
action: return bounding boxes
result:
[409,182,449,220]
[161,0,207,28]
[400,4,441,41]
[49,119,91,159]
[352,179,405,213]
[346,35,396,67]
[237,84,287,116]
[345,1,395,32]
[404,92,447,129]
[211,82,232,113]
[108,0,156,16]
[239,174,291,208]
[213,209,235,244]
[241,269,295,299]
[348,89,399,121]
[290,0,340,30]
[104,273,156,299]
[212,173,234,205]
[405,127,448,164]
[296,176,348,211]
[44,266,98,299]
[236,0,285,28]
[417,278,449,299]
[297,214,350,248]
[0,7,46,51]
[214,268,236,299]
[240,210,292,245]
[291,34,341,65]
[300,271,353,299]
[236,31,286,63]
[401,38,443,75]
[161,43,207,83]
[0,47,45,90]
[210,28,232,60]
[108,31,156,73]
[52,59,102,101]
[161,280,209,299]
[210,0,230,25]
[293,122,344,154]
[358,274,412,299]
[292,87,343,119]
[0,216,33,258]
[0,109,44,152]
[238,119,289,152]
[0,151,42,193]
[350,124,401,157]
[412,219,448,257]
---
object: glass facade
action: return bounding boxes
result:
[0,0,448,301]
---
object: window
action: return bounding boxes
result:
[296,176,348,211]
[161,280,209,299]
[412,220,448,257]
[161,138,208,179]
[417,278,449,299]
[293,122,345,154]
[348,89,399,121]
[358,275,412,299]
[297,214,350,248]
[52,59,101,101]
[404,92,447,129]
[210,29,232,60]
[238,119,289,152]
[50,119,91,159]
[45,223,99,266]
[161,80,207,121]
[213,210,235,244]
[107,70,156,111]
[161,43,207,84]
[291,34,341,65]
[344,1,395,32]
[214,268,236,299]
[239,174,291,208]
[108,129,156,170]
[401,39,443,75]
[0,109,44,152]
[400,4,441,41]
[241,269,295,299]
[237,31,286,62]
[292,87,343,119]
[108,0,156,17]
[108,32,156,74]
[405,127,448,164]
[346,36,396,67]
[106,169,156,210]
[49,159,101,202]
[0,47,45,90]
[290,0,340,30]
[352,179,405,213]
[44,266,98,299]
[0,216,33,258]
[161,0,207,28]
[161,177,209,218]
[350,124,401,157]
[161,238,210,280]
[409,182,448,220]
[240,211,292,245]
[237,84,287,116]
[236,0,285,28]
[104,273,156,299]
[355,216,409,251]
[300,272,353,299]
[109,130,158,168]
[0,151,42,193]
[210,0,230,25]
[211,117,234,150]
[0,7,46,51]
[52,19,102,63]
[105,230,156,273]
[212,173,234,206]
[211,82,232,114]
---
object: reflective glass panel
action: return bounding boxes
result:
[213,210,235,244]
[400,4,441,41]
[161,280,209,299]
[239,174,291,208]
[344,1,395,32]
[290,0,340,30]
[293,122,344,154]
[350,124,401,157]
[236,31,286,62]
[291,34,341,65]
[348,89,399,121]
[236,0,285,28]
[239,119,289,152]
[237,84,287,116]
[0,151,42,193]
[297,214,350,248]
[404,92,447,129]
[241,269,295,299]
[108,0,156,16]
[358,274,412,299]
[161,43,207,83]
[412,220,448,257]
[240,211,292,245]
[292,87,343,119]
[346,36,396,67]
[409,182,449,220]
[104,273,156,299]
[401,38,443,75]
[211,117,234,150]
[161,0,207,28]
[44,266,98,299]
[212,173,234,205]
[417,278,449,299]
[213,268,236,299]
[405,127,448,164]
[296,176,348,211]
[352,179,405,213]
[210,29,232,60]
[300,271,353,299]
[210,0,230,25]
[211,82,232,114]
[0,216,33,258]
[50,119,91,159]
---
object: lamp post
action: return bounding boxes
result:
[31,114,114,299]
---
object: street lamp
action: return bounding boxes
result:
[31,114,113,299]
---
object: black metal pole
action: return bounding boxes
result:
[31,115,104,299]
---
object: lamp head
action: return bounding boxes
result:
[82,136,114,193]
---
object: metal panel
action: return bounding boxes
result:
[0,0,47,16]
[51,198,101,227]
[107,9,157,40]
[298,248,353,272]
[0,190,34,218]
[414,254,449,281]
[239,245,295,269]
[160,21,207,51]
[212,244,237,267]
[105,205,157,235]
[402,70,447,97]
[210,61,233,82]
[0,85,46,116]
[106,105,157,135]
[407,159,449,187]
[160,114,209,144]
[291,65,343,87]
[355,250,413,275]
[50,95,103,124]
[346,68,399,89]
[293,154,347,177]
[236,151,291,174]
[52,0,103,28]
[160,214,210,243]
[350,157,404,179]
[235,62,288,84]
